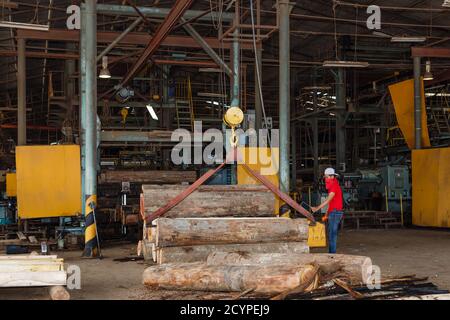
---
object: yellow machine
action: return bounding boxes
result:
[227,106,326,248]
[16,145,82,219]
[6,173,17,197]
[412,147,450,228]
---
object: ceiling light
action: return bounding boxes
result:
[199,68,223,73]
[323,60,369,68]
[99,56,111,79]
[146,105,159,121]
[442,0,450,7]
[391,36,426,43]
[0,21,49,31]
[424,60,434,81]
[372,31,391,38]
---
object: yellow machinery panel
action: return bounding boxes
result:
[16,145,82,219]
[6,173,17,197]
[388,78,431,149]
[237,147,280,214]
[412,148,450,228]
[308,222,327,248]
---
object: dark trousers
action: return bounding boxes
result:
[327,210,343,254]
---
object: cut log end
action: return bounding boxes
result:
[49,285,70,300]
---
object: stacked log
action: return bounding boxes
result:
[140,185,276,219]
[143,262,319,294]
[145,217,309,264]
[99,170,197,184]
[206,252,373,285]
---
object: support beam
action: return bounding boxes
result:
[16,29,253,50]
[413,56,422,150]
[278,1,293,193]
[80,1,99,258]
[181,18,232,77]
[96,3,234,22]
[17,38,26,146]
[96,17,143,62]
[120,0,194,86]
[411,47,450,58]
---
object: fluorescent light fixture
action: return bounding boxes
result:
[391,36,426,43]
[424,60,434,81]
[198,92,227,98]
[199,68,223,73]
[146,105,158,121]
[0,21,49,31]
[426,93,450,97]
[303,86,332,91]
[372,31,391,38]
[323,60,369,68]
[99,56,111,79]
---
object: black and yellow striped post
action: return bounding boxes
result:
[83,195,99,258]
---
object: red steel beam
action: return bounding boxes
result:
[411,47,450,58]
[0,50,218,67]
[120,0,194,86]
[16,29,253,50]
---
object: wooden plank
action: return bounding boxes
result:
[0,271,67,287]
[0,264,63,272]
[0,255,59,260]
[154,217,308,247]
[142,185,276,218]
[157,242,310,264]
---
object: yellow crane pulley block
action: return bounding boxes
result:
[224,107,244,147]
[120,107,129,124]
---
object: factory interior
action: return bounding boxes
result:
[0,0,450,301]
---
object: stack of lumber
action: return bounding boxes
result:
[143,217,310,264]
[142,252,373,294]
[0,254,67,288]
[99,170,197,184]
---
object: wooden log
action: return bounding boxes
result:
[206,252,372,284]
[141,240,157,262]
[142,262,319,293]
[99,170,197,184]
[49,285,71,300]
[0,271,67,287]
[157,242,310,264]
[141,185,275,218]
[154,218,309,247]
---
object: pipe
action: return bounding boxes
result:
[96,17,143,62]
[278,0,292,193]
[96,4,234,22]
[413,56,422,149]
[17,38,26,146]
[181,17,233,77]
[81,1,99,258]
[230,28,240,107]
[335,67,346,170]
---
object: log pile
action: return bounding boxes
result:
[143,217,310,264]
[99,170,197,184]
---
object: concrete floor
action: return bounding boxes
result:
[0,228,449,300]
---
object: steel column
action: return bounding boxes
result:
[413,56,422,149]
[17,38,26,146]
[335,67,346,171]
[81,1,99,258]
[278,0,292,193]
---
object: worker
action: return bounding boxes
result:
[311,168,344,254]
